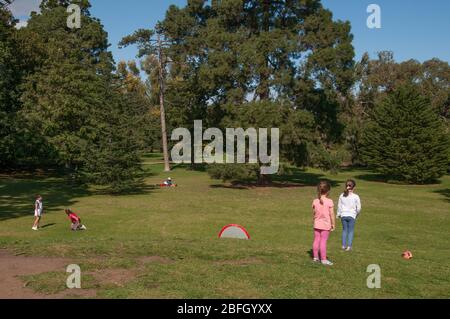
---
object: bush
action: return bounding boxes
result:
[207,164,261,184]
[308,143,348,174]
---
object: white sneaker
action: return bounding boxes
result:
[346,247,352,252]
[321,260,334,266]
[32,227,38,231]
[313,258,320,263]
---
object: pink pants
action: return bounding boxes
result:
[313,229,330,261]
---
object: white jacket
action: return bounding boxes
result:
[337,193,361,219]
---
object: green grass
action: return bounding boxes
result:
[1,157,450,299]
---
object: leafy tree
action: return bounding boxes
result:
[346,52,450,165]
[0,7,19,114]
[116,60,161,153]
[153,0,356,179]
[0,6,50,168]
[19,0,142,191]
[0,7,19,167]
[420,59,450,121]
[361,84,449,184]
[355,51,450,118]
[207,100,315,184]
[20,1,112,169]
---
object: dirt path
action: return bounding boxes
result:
[0,250,176,299]
[0,249,96,299]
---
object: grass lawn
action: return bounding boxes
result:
[1,155,449,299]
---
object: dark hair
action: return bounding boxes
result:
[317,181,331,205]
[344,180,356,197]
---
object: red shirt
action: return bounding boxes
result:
[68,213,80,223]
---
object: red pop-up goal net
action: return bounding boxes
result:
[218,224,250,240]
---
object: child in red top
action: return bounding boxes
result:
[65,209,87,231]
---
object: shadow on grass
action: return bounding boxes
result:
[273,169,340,187]
[96,183,158,196]
[172,163,207,172]
[210,184,250,190]
[352,169,443,185]
[0,169,156,221]
[0,173,91,222]
[142,153,163,159]
[354,173,391,183]
[40,223,57,229]
[210,168,341,190]
[434,189,450,203]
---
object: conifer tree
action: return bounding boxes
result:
[362,84,449,184]
[19,0,142,191]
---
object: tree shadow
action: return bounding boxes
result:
[434,189,450,203]
[142,153,163,160]
[139,165,158,177]
[210,184,250,190]
[272,168,340,188]
[353,173,391,183]
[172,163,207,172]
[356,173,443,185]
[0,169,156,221]
[0,173,91,222]
[210,168,341,190]
[96,183,158,196]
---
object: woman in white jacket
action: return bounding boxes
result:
[337,180,361,251]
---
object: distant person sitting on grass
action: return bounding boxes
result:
[32,195,43,231]
[337,180,362,252]
[65,209,87,231]
[163,177,173,186]
[161,177,177,187]
[312,181,336,266]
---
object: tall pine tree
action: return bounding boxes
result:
[0,7,20,167]
[19,0,142,191]
[362,84,449,184]
[0,6,49,168]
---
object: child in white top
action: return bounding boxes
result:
[32,195,43,231]
[337,180,361,251]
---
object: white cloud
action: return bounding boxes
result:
[15,20,28,29]
[9,0,41,17]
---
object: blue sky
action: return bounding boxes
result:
[10,0,450,65]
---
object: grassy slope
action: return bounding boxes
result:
[1,157,449,298]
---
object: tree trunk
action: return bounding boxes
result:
[157,33,171,172]
[256,162,272,186]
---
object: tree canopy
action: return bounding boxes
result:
[1,0,449,187]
